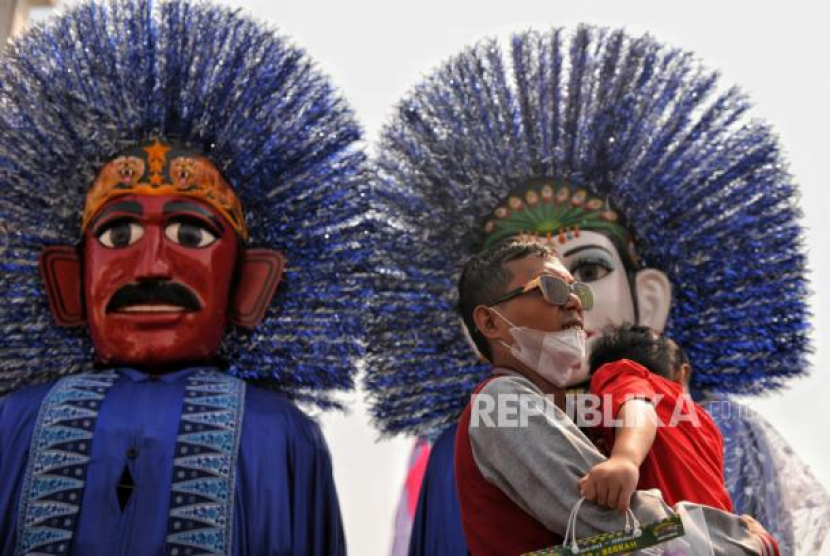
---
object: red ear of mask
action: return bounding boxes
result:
[230,249,285,329]
[39,246,86,327]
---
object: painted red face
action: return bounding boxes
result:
[83,194,239,370]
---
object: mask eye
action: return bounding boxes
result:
[164,220,219,248]
[97,221,144,248]
[570,257,614,283]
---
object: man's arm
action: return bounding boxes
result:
[468,375,775,555]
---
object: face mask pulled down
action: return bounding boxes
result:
[492,309,588,388]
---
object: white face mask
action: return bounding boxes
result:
[491,309,588,388]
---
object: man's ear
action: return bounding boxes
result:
[229,249,285,329]
[473,305,503,341]
[39,246,85,327]
[634,268,672,332]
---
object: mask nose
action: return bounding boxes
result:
[134,226,172,280]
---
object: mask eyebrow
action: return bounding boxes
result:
[562,244,614,258]
[163,200,225,232]
[90,200,143,229]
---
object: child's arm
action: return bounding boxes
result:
[578,399,658,511]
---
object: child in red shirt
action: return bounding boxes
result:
[579,324,732,512]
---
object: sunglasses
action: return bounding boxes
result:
[486,274,594,310]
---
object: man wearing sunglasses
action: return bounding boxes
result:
[453,237,779,556]
[467,245,593,396]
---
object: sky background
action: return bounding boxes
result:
[29,1,830,554]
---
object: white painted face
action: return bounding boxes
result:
[555,230,672,351]
[556,230,635,343]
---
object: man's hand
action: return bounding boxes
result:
[578,455,639,512]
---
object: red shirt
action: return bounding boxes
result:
[590,359,732,511]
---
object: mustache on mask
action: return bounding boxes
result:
[106,280,201,313]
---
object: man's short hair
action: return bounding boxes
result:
[458,237,557,361]
[588,323,691,382]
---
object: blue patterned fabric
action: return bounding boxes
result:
[167,371,245,556]
[365,26,811,436]
[0,367,345,556]
[15,372,118,556]
[0,0,371,408]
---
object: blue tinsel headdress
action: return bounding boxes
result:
[366,26,811,435]
[0,0,371,408]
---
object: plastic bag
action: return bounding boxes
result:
[524,498,716,556]
[638,506,715,556]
